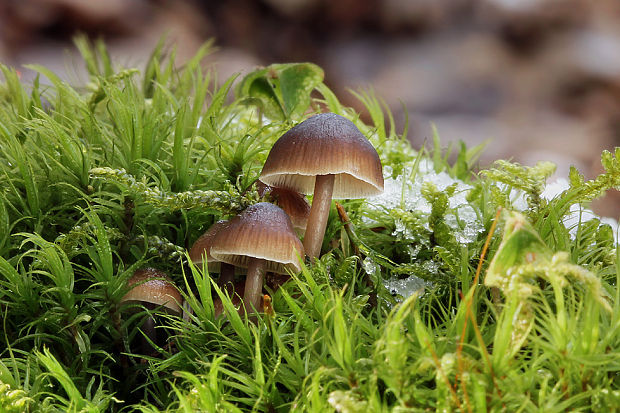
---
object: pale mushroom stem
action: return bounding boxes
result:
[244,258,267,312]
[218,263,235,294]
[303,174,335,259]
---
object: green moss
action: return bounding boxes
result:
[0,38,618,412]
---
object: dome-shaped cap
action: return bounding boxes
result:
[210,202,304,274]
[121,268,182,314]
[189,220,229,270]
[260,113,384,198]
[257,181,310,232]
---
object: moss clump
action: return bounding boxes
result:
[0,37,618,411]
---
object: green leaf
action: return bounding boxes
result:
[279,63,324,118]
[235,63,324,121]
[37,347,89,411]
[485,212,551,291]
[236,68,283,120]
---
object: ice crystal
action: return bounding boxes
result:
[383,275,427,301]
[368,160,484,246]
[451,204,485,244]
[366,158,486,299]
[362,256,380,277]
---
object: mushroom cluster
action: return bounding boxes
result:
[188,112,383,315]
[260,112,384,258]
[118,112,383,357]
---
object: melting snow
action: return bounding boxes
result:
[366,159,486,299]
[365,161,619,300]
[384,275,428,300]
[367,161,485,245]
[362,256,380,277]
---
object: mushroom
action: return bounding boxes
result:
[257,180,311,235]
[210,202,304,313]
[189,220,236,292]
[120,268,182,355]
[260,112,384,258]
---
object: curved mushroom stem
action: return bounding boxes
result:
[303,174,335,259]
[244,258,267,312]
[218,262,235,295]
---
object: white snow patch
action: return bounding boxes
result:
[384,275,428,300]
[367,160,484,245]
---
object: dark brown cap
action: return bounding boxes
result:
[260,113,384,198]
[210,202,304,274]
[121,268,182,314]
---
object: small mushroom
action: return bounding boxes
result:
[189,220,236,291]
[210,202,304,313]
[257,180,311,235]
[120,268,182,355]
[260,113,384,258]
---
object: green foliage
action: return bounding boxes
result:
[482,159,556,212]
[0,380,31,413]
[36,347,119,412]
[236,63,324,122]
[0,38,618,412]
[567,149,620,204]
[89,167,257,215]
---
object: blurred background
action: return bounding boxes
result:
[1,0,619,216]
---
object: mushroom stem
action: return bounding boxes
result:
[244,258,267,312]
[140,304,158,356]
[303,174,335,259]
[218,262,235,294]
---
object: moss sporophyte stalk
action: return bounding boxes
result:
[0,38,619,411]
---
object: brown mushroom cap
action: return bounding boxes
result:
[257,181,310,232]
[274,187,310,232]
[188,220,230,271]
[209,202,304,274]
[121,268,182,314]
[260,113,384,198]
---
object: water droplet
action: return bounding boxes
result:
[362,256,379,276]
